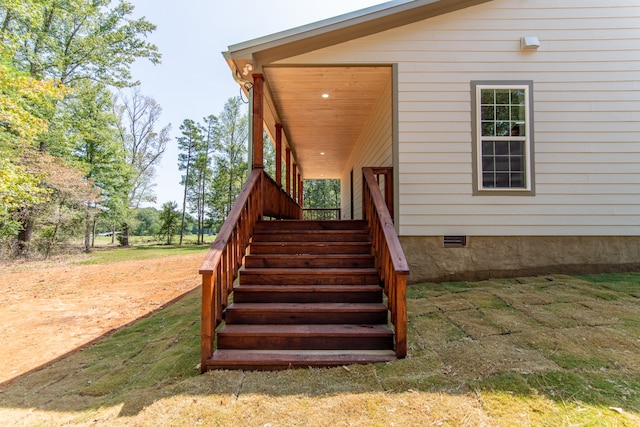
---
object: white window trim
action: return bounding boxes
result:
[471,81,535,196]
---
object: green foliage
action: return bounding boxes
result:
[176,97,248,236]
[0,0,162,257]
[303,179,340,208]
[0,158,49,237]
[1,0,160,85]
[158,201,180,245]
[133,207,160,236]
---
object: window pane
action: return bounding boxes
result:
[495,156,509,172]
[495,141,509,155]
[511,106,525,121]
[510,141,523,155]
[510,156,524,172]
[510,172,524,187]
[482,106,495,120]
[483,173,495,187]
[496,90,510,104]
[494,172,510,187]
[482,122,495,136]
[496,106,509,121]
[482,156,495,172]
[481,89,495,104]
[482,140,494,155]
[511,89,525,105]
[497,121,510,136]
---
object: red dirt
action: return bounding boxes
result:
[0,253,203,386]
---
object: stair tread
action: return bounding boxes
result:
[227,302,388,311]
[246,254,374,258]
[205,349,396,370]
[242,267,378,274]
[235,284,382,290]
[218,324,393,336]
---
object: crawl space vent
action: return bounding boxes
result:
[443,235,467,248]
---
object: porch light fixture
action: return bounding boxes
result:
[521,36,540,50]
[322,93,330,98]
[320,152,325,155]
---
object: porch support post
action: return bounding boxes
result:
[298,175,303,206]
[251,73,264,170]
[292,163,298,201]
[285,148,291,195]
[275,123,282,187]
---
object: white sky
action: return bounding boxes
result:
[129,0,389,208]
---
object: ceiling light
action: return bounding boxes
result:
[320,152,325,155]
[322,93,330,99]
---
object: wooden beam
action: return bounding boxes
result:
[285,148,291,195]
[298,176,304,206]
[252,73,264,169]
[292,163,297,200]
[275,123,282,187]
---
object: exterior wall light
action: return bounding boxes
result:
[521,36,540,50]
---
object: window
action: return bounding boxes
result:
[472,81,534,195]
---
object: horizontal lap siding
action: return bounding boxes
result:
[285,0,640,236]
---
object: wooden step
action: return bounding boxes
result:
[245,254,375,269]
[224,302,388,325]
[254,220,368,232]
[239,268,379,286]
[204,349,396,370]
[216,324,394,351]
[249,241,372,255]
[232,285,383,304]
[252,230,370,242]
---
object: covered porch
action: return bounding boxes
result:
[198,39,407,370]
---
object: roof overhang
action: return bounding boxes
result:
[222,0,492,180]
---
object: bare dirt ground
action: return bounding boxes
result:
[0,253,203,386]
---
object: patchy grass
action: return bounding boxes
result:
[73,244,211,265]
[0,274,639,426]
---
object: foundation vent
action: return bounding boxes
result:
[443,235,467,248]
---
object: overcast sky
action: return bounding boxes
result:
[128,0,389,208]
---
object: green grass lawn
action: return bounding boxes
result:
[1,272,638,426]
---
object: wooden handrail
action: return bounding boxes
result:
[199,168,301,371]
[362,167,409,358]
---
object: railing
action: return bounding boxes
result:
[362,167,409,358]
[303,208,341,220]
[199,168,302,371]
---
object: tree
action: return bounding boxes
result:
[0,0,160,85]
[0,52,64,251]
[0,0,161,255]
[304,179,341,219]
[193,115,216,244]
[208,97,248,230]
[177,119,203,246]
[114,87,169,246]
[158,201,179,245]
[65,81,130,252]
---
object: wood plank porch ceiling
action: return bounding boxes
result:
[263,66,391,179]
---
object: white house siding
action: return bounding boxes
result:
[280,0,640,239]
[339,78,393,220]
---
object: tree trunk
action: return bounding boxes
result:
[120,222,130,246]
[15,213,34,257]
[84,203,92,253]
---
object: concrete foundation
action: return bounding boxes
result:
[399,235,640,284]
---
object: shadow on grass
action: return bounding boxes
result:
[0,274,638,425]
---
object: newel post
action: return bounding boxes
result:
[200,272,214,372]
[252,73,264,170]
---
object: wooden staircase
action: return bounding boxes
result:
[205,219,397,370]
